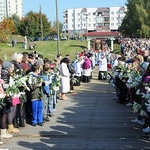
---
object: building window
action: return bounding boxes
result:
[111,11,114,15]
[111,23,114,26]
[111,17,114,21]
[78,24,80,27]
[77,13,80,16]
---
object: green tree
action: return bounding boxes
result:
[19,11,51,38]
[120,0,150,38]
[50,21,63,36]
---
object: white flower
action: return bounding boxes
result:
[53,86,59,91]
[141,92,150,100]
[136,89,140,95]
[28,76,32,84]
[140,110,146,116]
[127,77,132,83]
[9,77,15,87]
[118,72,123,79]
[145,87,150,93]
[107,74,111,80]
[113,72,118,78]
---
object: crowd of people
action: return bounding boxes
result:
[1,36,150,146]
[107,37,150,134]
[0,48,98,145]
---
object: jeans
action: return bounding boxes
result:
[47,95,54,115]
[42,95,48,119]
[31,100,43,124]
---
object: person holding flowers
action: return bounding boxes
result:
[11,52,26,128]
[1,60,20,134]
[42,62,51,122]
[26,63,44,126]
[0,60,13,142]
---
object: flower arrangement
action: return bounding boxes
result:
[50,71,61,95]
[70,76,78,84]
[5,75,29,97]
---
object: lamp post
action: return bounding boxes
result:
[55,0,60,54]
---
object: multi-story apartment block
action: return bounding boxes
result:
[0,0,23,22]
[63,6,126,34]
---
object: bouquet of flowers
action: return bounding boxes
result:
[6,75,30,97]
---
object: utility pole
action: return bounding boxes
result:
[6,0,8,19]
[55,0,60,54]
[40,4,43,42]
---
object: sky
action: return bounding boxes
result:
[23,0,127,23]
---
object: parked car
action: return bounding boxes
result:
[43,36,51,41]
[53,35,58,41]
[61,36,67,41]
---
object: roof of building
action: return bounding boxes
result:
[83,31,119,37]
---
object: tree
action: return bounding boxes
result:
[119,0,150,38]
[9,14,21,34]
[19,11,51,38]
[0,18,15,43]
[49,21,63,36]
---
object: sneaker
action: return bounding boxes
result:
[131,118,145,125]
[31,123,37,127]
[45,116,50,122]
[38,123,43,126]
[126,102,132,107]
[142,127,150,133]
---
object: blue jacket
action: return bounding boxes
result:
[42,72,50,95]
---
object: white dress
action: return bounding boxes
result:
[60,62,70,93]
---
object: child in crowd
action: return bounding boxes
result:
[42,62,51,122]
[27,63,43,126]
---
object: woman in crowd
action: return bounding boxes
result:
[59,57,70,100]
[11,52,26,128]
[1,61,20,134]
[0,60,13,140]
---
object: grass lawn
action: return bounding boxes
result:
[0,40,121,61]
[0,40,87,61]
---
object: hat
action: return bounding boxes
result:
[35,58,44,67]
[2,61,12,71]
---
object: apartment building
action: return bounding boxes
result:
[0,0,23,22]
[63,6,126,34]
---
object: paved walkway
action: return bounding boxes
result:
[1,67,150,150]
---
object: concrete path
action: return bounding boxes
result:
[1,67,150,150]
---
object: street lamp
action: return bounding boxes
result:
[55,0,60,54]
